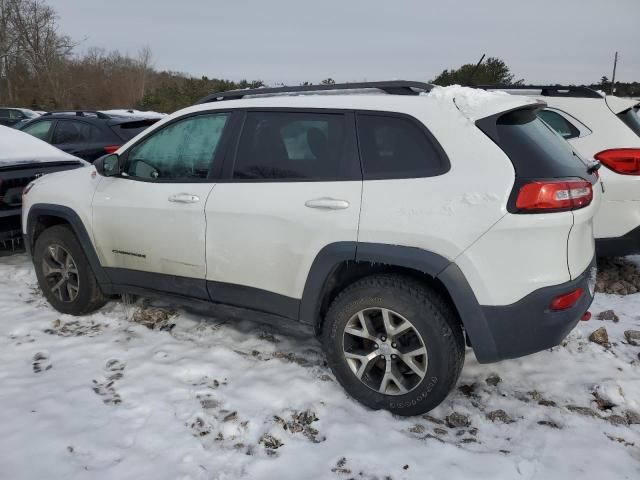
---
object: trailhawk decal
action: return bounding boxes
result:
[112,249,146,259]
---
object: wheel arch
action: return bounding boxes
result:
[26,203,110,286]
[300,242,500,363]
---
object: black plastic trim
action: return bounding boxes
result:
[479,256,595,362]
[196,81,434,104]
[596,225,640,257]
[104,267,209,300]
[474,85,603,99]
[207,281,299,319]
[25,204,111,285]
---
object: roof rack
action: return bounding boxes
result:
[196,81,434,104]
[474,85,603,99]
[42,110,112,119]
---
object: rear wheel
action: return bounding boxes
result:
[33,225,107,315]
[321,274,465,416]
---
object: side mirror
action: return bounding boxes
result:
[94,154,121,177]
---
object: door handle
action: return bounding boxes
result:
[168,193,200,204]
[304,197,350,210]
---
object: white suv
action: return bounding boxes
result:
[22,82,600,415]
[480,85,640,256]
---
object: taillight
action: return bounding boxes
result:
[594,148,640,175]
[550,288,584,311]
[103,145,122,154]
[515,179,593,213]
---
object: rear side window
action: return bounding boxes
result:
[618,107,640,137]
[233,111,358,181]
[537,109,580,140]
[22,120,54,140]
[111,119,159,141]
[484,108,590,179]
[356,114,448,179]
[52,121,91,144]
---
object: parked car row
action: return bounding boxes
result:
[5,81,640,415]
[478,85,640,257]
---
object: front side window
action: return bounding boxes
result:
[125,113,228,180]
[537,109,580,139]
[233,111,356,180]
[22,120,54,140]
[52,121,91,144]
[356,114,448,179]
[9,109,25,119]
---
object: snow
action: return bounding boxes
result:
[426,85,541,121]
[0,125,84,166]
[100,109,167,119]
[0,254,639,480]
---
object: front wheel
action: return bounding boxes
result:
[33,225,107,315]
[321,274,465,416]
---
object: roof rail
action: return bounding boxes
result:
[42,110,112,119]
[474,85,603,99]
[196,80,434,104]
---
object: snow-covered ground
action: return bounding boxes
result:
[0,254,639,480]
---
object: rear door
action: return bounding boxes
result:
[204,109,362,317]
[51,120,92,159]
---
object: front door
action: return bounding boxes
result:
[92,112,232,296]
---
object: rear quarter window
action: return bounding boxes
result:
[111,119,159,141]
[617,107,640,137]
[479,108,591,179]
[356,113,449,180]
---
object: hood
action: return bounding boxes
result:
[426,85,542,121]
[0,124,85,167]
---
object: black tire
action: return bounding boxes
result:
[321,274,465,416]
[33,225,107,315]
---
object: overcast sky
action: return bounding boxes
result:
[53,0,639,85]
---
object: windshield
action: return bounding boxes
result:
[618,107,640,137]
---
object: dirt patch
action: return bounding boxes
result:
[131,306,176,331]
[596,257,640,295]
[45,318,106,337]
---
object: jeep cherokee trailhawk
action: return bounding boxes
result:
[22,82,599,415]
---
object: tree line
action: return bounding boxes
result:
[1,1,637,115]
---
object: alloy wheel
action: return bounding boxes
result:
[42,244,80,303]
[342,307,428,395]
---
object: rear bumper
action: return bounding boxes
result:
[475,257,596,363]
[596,225,640,257]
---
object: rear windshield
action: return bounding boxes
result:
[617,107,640,137]
[487,108,590,179]
[110,119,158,141]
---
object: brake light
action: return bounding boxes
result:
[103,145,121,154]
[516,179,593,212]
[550,288,584,311]
[595,148,640,175]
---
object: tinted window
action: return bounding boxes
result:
[618,107,640,137]
[52,121,91,144]
[490,108,589,179]
[233,112,357,180]
[537,109,580,139]
[357,114,448,179]
[126,113,228,180]
[0,109,9,118]
[9,109,25,119]
[110,119,158,141]
[22,120,54,140]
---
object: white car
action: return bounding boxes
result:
[21,82,599,415]
[480,85,640,256]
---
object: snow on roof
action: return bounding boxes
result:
[0,125,84,166]
[100,109,167,119]
[426,85,541,120]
